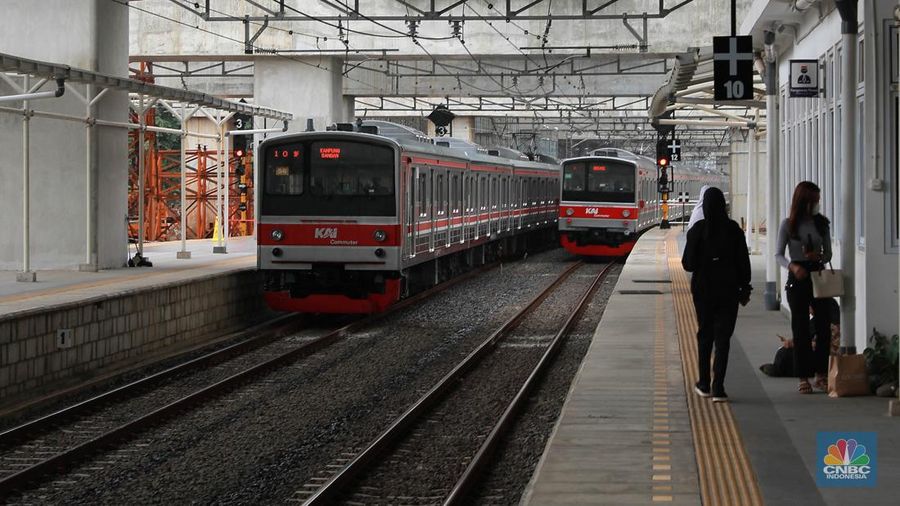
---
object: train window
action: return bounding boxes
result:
[562,159,636,203]
[261,140,394,216]
[418,172,427,217]
[264,142,304,195]
[492,177,499,210]
[480,177,487,211]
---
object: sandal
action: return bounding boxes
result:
[814,375,828,391]
[798,379,813,394]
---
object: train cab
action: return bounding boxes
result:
[558,155,645,256]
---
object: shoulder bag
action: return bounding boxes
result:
[811,262,843,299]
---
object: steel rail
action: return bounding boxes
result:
[444,262,615,505]
[302,261,585,506]
[0,313,302,446]
[0,262,500,497]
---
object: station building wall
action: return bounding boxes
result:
[772,0,898,348]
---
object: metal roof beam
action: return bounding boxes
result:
[0,52,292,121]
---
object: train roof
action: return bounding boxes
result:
[564,154,725,178]
[258,122,560,174]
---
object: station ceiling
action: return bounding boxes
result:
[129,0,763,154]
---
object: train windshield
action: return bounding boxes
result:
[562,160,635,203]
[262,140,396,216]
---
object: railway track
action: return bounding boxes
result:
[0,263,498,499]
[301,260,615,505]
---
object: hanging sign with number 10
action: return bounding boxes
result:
[713,35,754,101]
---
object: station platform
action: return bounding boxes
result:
[0,238,255,319]
[523,228,899,506]
[0,237,265,410]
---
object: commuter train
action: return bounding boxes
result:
[257,121,560,313]
[559,148,729,256]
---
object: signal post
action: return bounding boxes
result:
[656,139,672,229]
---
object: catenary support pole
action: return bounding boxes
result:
[17,76,35,282]
[836,0,858,352]
[764,31,780,310]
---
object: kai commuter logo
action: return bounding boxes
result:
[816,432,877,487]
[314,227,338,239]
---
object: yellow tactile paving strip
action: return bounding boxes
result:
[665,231,764,506]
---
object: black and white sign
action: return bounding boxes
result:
[667,139,682,162]
[234,112,253,130]
[789,59,820,97]
[713,35,754,101]
[677,192,690,203]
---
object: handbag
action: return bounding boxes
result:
[811,262,843,298]
[827,353,870,398]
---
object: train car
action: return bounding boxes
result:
[558,148,728,257]
[257,121,560,313]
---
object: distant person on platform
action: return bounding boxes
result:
[775,181,833,394]
[682,187,752,402]
[687,185,711,231]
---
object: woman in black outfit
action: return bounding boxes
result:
[682,187,752,402]
[775,181,833,393]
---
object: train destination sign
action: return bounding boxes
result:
[789,59,820,97]
[713,35,753,101]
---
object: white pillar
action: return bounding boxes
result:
[177,104,191,259]
[17,76,35,282]
[836,0,858,351]
[764,50,780,310]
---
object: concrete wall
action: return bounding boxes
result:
[0,1,129,270]
[0,269,270,410]
[254,56,348,133]
[129,0,753,56]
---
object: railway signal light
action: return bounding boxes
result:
[655,140,671,167]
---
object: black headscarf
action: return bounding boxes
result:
[701,187,728,258]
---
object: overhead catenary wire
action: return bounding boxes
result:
[109,0,381,93]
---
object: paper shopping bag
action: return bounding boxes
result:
[827,354,870,398]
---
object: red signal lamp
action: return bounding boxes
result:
[657,157,668,167]
[235,149,245,157]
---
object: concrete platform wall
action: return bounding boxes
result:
[0,1,130,270]
[0,269,270,409]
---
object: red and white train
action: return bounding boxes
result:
[257,121,560,313]
[559,148,729,256]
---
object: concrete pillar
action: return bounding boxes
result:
[0,0,129,271]
[254,56,346,133]
[343,95,356,123]
[763,31,781,310]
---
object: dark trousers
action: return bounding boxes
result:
[693,293,739,392]
[786,274,831,378]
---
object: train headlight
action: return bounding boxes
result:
[565,208,574,216]
[373,229,387,242]
[622,210,631,218]
[271,229,284,241]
